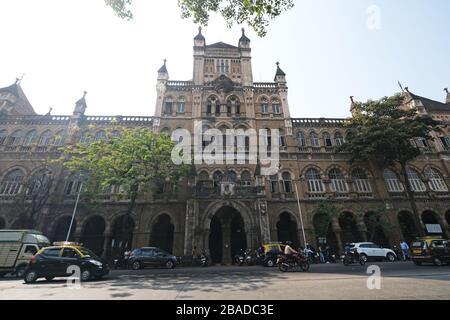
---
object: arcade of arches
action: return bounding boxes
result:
[10,204,448,261]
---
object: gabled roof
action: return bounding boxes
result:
[406,91,449,112]
[206,42,238,49]
[0,81,36,115]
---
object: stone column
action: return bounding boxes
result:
[102,233,112,259]
[331,218,343,254]
[356,218,368,242]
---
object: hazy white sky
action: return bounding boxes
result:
[0,0,449,118]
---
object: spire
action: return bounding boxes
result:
[240,28,250,42]
[274,62,286,82]
[194,26,205,41]
[158,59,168,74]
[73,91,87,116]
[445,88,450,104]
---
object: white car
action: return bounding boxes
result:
[350,242,397,262]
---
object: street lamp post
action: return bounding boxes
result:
[294,180,308,247]
[66,182,83,242]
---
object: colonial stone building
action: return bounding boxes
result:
[1,29,449,263]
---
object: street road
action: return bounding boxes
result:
[0,261,449,300]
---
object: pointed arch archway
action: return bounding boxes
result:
[276,212,300,248]
[80,216,106,256]
[150,214,175,253]
[398,211,419,243]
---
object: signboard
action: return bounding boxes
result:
[425,224,443,234]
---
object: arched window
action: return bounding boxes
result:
[111,130,121,138]
[79,131,92,144]
[270,174,279,193]
[23,130,37,146]
[407,168,426,192]
[164,97,173,114]
[95,130,106,141]
[310,131,320,147]
[53,130,66,146]
[323,132,332,147]
[282,172,293,193]
[305,169,324,193]
[260,99,269,113]
[7,130,23,146]
[296,131,306,147]
[0,130,7,145]
[424,167,448,192]
[64,173,83,195]
[334,132,344,146]
[272,100,281,114]
[0,169,25,195]
[226,99,232,115]
[27,169,52,196]
[198,171,209,181]
[383,169,404,192]
[329,168,348,192]
[352,168,372,193]
[38,130,52,146]
[177,97,185,113]
[240,170,252,186]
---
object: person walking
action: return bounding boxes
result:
[319,245,325,263]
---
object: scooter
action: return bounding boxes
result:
[245,249,255,266]
[234,250,245,266]
[200,253,208,267]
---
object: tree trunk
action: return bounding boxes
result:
[119,184,138,255]
[400,162,425,237]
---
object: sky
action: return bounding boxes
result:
[0,0,449,118]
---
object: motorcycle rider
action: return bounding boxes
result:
[284,241,298,262]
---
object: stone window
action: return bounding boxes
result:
[383,169,404,192]
[23,130,37,146]
[407,168,426,192]
[177,97,185,113]
[282,172,293,193]
[329,168,348,192]
[310,131,320,147]
[323,132,332,147]
[352,168,372,193]
[38,130,52,146]
[305,169,324,193]
[0,130,7,145]
[334,132,344,146]
[0,169,25,196]
[425,167,448,192]
[8,130,23,146]
[296,131,306,147]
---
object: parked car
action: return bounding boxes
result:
[128,247,178,270]
[410,237,450,266]
[0,230,50,278]
[262,243,286,267]
[350,242,397,262]
[23,242,109,283]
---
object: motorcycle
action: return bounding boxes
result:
[342,249,366,266]
[245,249,255,266]
[277,252,310,272]
[200,253,208,267]
[234,250,245,266]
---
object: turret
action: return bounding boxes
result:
[274,62,286,84]
[157,59,169,81]
[73,91,87,116]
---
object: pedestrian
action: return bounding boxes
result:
[400,241,409,261]
[319,245,325,263]
[192,246,198,266]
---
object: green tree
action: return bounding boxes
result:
[337,94,442,237]
[313,202,339,239]
[61,127,190,252]
[104,0,294,37]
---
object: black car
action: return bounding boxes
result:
[128,247,178,270]
[23,245,109,283]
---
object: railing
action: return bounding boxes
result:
[83,115,153,125]
[0,115,71,126]
[291,118,348,127]
[166,81,194,87]
[253,82,278,89]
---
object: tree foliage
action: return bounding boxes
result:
[337,94,443,236]
[104,0,294,37]
[61,127,190,212]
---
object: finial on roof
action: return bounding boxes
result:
[445,88,449,94]
[350,96,355,103]
[239,27,250,43]
[15,78,20,85]
[194,26,205,41]
[46,107,53,116]
[83,91,87,98]
[405,87,410,93]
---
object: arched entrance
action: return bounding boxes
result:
[0,217,5,229]
[339,212,362,244]
[312,213,338,253]
[422,210,444,235]
[208,206,246,264]
[364,212,389,248]
[277,212,300,248]
[446,210,450,225]
[111,215,135,259]
[150,214,175,253]
[81,216,106,256]
[52,216,76,242]
[398,211,418,243]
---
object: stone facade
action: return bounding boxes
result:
[1,29,450,262]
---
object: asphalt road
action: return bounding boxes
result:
[0,261,449,300]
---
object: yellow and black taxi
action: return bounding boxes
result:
[23,242,109,283]
[410,236,450,266]
[262,243,286,267]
